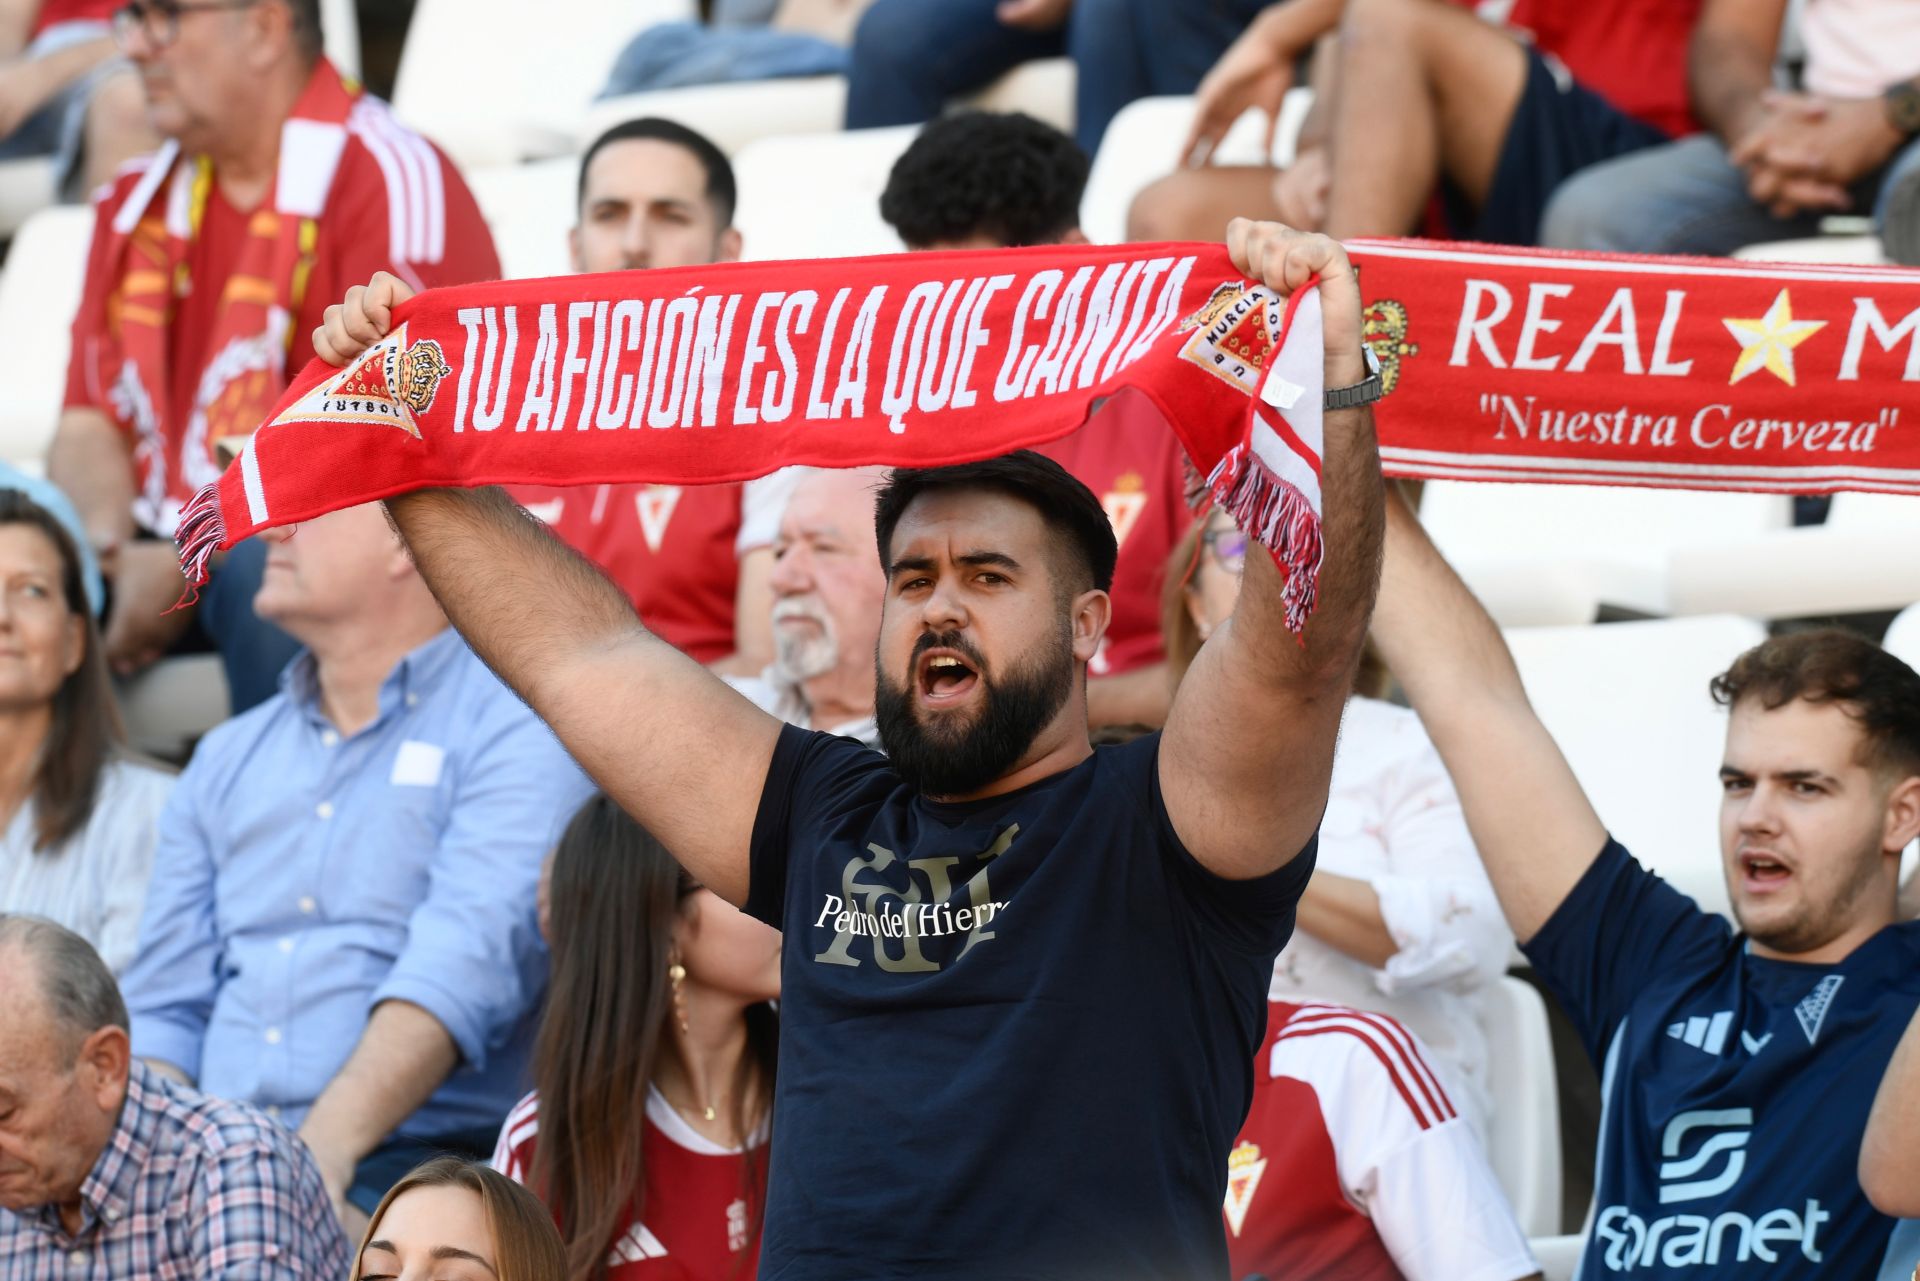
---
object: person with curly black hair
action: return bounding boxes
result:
[879,110,1194,733]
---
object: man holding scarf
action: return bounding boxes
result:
[48,0,497,710]
[307,217,1383,1279]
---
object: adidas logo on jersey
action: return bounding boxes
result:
[1664,1011,1734,1055]
[1592,1107,1831,1271]
[608,1224,669,1264]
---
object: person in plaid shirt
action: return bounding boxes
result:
[0,916,348,1280]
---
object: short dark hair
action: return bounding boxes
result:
[1710,628,1920,775]
[577,117,737,227]
[0,491,124,853]
[873,451,1117,598]
[879,110,1089,249]
[284,0,321,61]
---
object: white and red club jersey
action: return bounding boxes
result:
[493,1088,766,1281]
[1224,1002,1537,1281]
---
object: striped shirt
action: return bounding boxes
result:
[0,759,174,974]
[0,1061,350,1280]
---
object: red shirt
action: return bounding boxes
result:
[1036,388,1193,679]
[509,472,793,664]
[1507,0,1703,138]
[494,1090,766,1281]
[64,97,501,531]
[32,0,117,36]
[1225,1003,1535,1281]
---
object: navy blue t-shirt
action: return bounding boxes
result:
[745,725,1316,1281]
[1524,840,1920,1278]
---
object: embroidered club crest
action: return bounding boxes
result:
[1179,282,1285,396]
[1102,470,1147,548]
[1223,1140,1267,1238]
[1362,299,1418,397]
[271,322,450,439]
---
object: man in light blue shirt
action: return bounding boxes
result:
[121,501,591,1233]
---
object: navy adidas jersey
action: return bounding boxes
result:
[1524,840,1920,1279]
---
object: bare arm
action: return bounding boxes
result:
[318,275,782,906]
[1861,1004,1920,1216]
[47,406,134,568]
[1690,0,1788,144]
[1294,872,1397,967]
[1370,488,1607,944]
[1160,221,1383,880]
[0,0,38,59]
[1087,661,1172,730]
[1182,0,1346,163]
[297,1000,457,1213]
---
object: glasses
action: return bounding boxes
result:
[1201,527,1248,575]
[113,0,260,51]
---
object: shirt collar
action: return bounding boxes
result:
[71,1061,165,1233]
[281,627,463,727]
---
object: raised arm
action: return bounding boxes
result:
[1861,1003,1920,1216]
[1370,488,1607,944]
[1160,222,1383,880]
[317,276,781,906]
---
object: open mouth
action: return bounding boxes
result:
[916,648,980,706]
[1739,851,1793,890]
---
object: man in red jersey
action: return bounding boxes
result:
[48,0,498,709]
[508,116,795,672]
[879,109,1193,728]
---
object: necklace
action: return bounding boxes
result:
[662,1082,725,1124]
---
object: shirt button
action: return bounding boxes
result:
[68,1250,86,1263]
[265,1104,281,1118]
[315,801,334,820]
[101,1209,116,1224]
[320,730,339,747]
[278,937,294,954]
[405,693,420,708]
[265,1027,282,1045]
[298,896,316,915]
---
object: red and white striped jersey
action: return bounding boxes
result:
[1224,1002,1538,1281]
[493,1088,766,1281]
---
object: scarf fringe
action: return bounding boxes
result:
[169,481,225,610]
[1205,443,1324,638]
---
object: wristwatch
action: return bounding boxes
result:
[1886,80,1920,138]
[1324,345,1384,411]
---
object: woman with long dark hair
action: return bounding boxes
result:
[494,794,780,1281]
[0,489,172,972]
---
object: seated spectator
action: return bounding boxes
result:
[0,0,152,194]
[726,467,886,744]
[1541,0,1920,265]
[847,0,1267,153]
[0,464,101,615]
[510,118,795,674]
[120,502,593,1234]
[49,0,498,712]
[1227,1000,1538,1281]
[1128,0,1703,246]
[1862,1006,1920,1221]
[495,794,779,1281]
[1375,488,1920,1278]
[880,110,1192,730]
[355,1157,565,1281]
[1163,506,1510,1132]
[0,492,171,974]
[600,0,872,95]
[0,915,349,1276]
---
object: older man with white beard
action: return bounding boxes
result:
[726,467,888,745]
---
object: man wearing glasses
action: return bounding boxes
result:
[46,0,498,712]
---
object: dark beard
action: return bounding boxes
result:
[874,624,1075,797]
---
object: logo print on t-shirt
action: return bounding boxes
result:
[726,1198,748,1253]
[1222,1140,1266,1238]
[634,486,682,554]
[1102,472,1148,548]
[1794,975,1844,1045]
[812,824,1017,971]
[608,1223,669,1264]
[1664,1010,1734,1055]
[1657,1108,1752,1204]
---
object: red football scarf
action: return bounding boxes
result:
[175,239,1920,633]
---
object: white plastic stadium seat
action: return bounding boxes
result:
[967,56,1074,133]
[1504,615,1770,922]
[319,0,359,77]
[1731,234,1889,266]
[392,0,695,168]
[0,206,93,466]
[1422,481,1792,618]
[467,157,578,282]
[1530,1232,1588,1281]
[732,127,915,263]
[1667,493,1920,619]
[0,155,59,237]
[117,655,231,761]
[1480,976,1562,1238]
[1886,601,1920,669]
[1080,89,1315,245]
